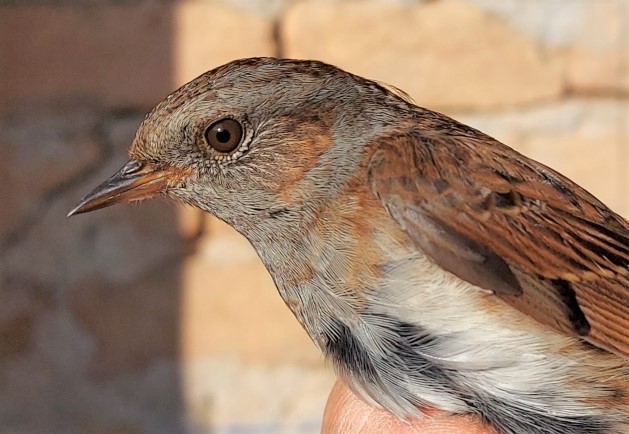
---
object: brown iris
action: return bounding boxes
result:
[204,118,243,153]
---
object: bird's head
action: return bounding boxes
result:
[68,58,406,236]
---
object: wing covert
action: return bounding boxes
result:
[368,131,629,357]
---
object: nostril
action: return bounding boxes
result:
[121,160,144,176]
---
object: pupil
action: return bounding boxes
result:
[216,128,231,143]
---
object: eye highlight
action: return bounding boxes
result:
[204,118,243,153]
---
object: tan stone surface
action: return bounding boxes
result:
[620,104,629,219]
[527,134,620,209]
[179,218,319,365]
[177,205,205,240]
[179,248,322,365]
[283,0,563,110]
[565,0,629,94]
[198,215,260,262]
[468,0,629,95]
[182,358,333,433]
[173,1,274,85]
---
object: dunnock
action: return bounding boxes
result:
[69,58,628,434]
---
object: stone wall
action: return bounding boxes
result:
[1,1,627,433]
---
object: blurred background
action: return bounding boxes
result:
[0,0,627,433]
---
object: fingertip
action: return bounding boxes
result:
[322,380,496,434]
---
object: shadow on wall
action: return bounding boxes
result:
[1,2,332,433]
[0,4,191,433]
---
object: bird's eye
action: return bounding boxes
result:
[204,119,243,153]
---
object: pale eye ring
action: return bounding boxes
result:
[204,118,243,153]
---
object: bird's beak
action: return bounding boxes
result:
[67,160,173,217]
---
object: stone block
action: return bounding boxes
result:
[173,1,274,86]
[283,0,563,110]
[181,358,334,434]
[468,0,629,95]
[179,252,321,365]
[565,0,629,94]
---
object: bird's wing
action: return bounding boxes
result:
[368,129,629,358]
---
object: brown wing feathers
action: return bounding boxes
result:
[369,130,629,357]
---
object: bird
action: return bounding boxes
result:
[68,57,629,434]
